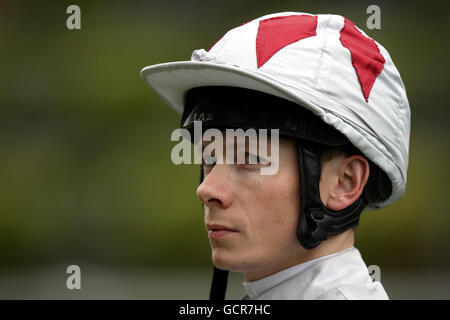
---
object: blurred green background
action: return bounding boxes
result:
[0,0,449,299]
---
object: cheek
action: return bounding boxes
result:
[248,172,300,242]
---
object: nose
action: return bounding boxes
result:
[196,165,233,209]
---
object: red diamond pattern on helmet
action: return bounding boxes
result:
[339,18,386,102]
[256,15,318,68]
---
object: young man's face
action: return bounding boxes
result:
[197,136,304,281]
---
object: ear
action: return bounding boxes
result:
[322,155,370,211]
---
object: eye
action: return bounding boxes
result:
[245,153,271,165]
[247,153,259,164]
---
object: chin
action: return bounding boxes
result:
[211,248,252,273]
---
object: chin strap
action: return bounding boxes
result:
[297,142,368,249]
[209,267,229,300]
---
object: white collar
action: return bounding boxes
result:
[242,246,355,300]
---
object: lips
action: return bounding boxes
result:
[206,223,238,239]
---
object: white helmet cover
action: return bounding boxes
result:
[140,12,411,209]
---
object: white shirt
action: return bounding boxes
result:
[241,247,388,300]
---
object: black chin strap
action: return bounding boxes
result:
[209,267,229,300]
